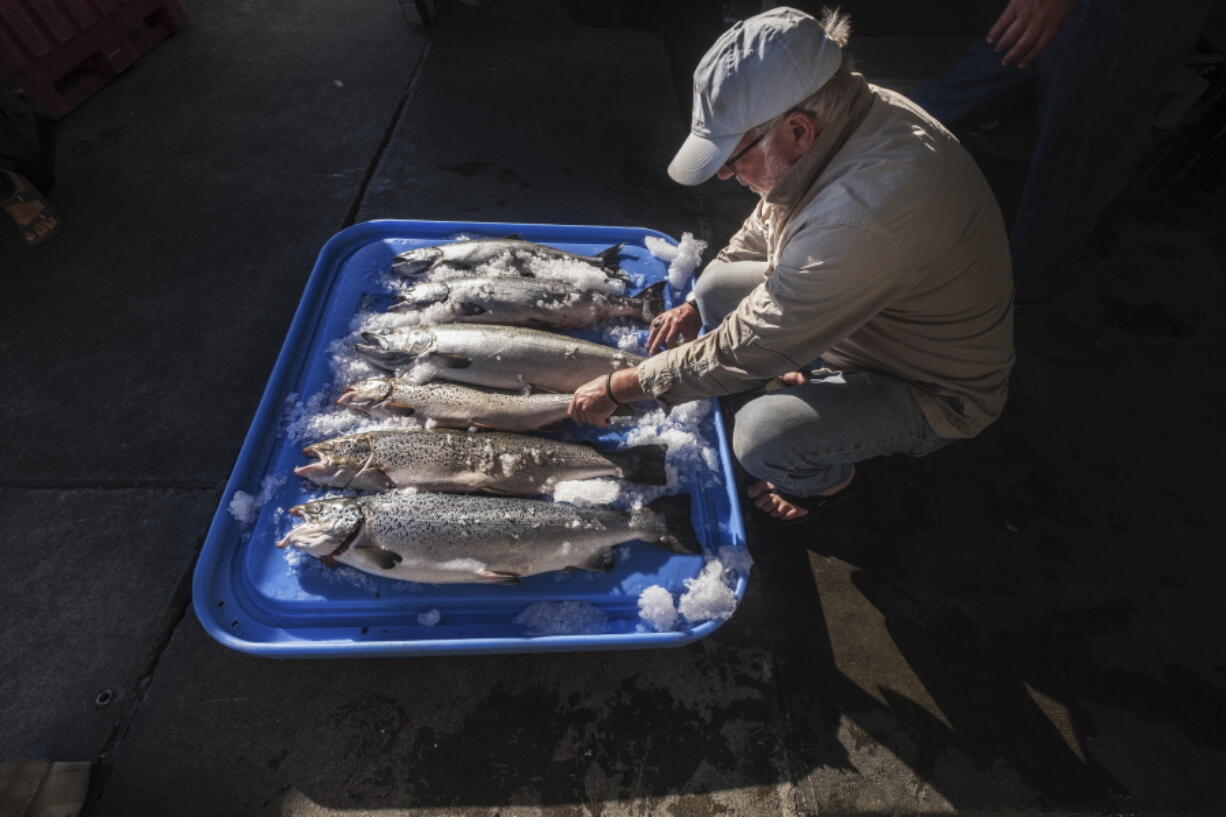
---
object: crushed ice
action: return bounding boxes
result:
[514,601,611,636]
[637,585,678,632]
[646,232,708,291]
[677,559,738,624]
[228,473,287,526]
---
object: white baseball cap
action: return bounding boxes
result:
[668,7,844,186]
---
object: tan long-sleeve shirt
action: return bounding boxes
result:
[638,83,1015,438]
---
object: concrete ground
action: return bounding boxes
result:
[2,1,1223,815]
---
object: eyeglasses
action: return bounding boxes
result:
[722,131,767,172]
[720,107,809,170]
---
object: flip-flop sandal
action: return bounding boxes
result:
[1,169,62,247]
[746,477,862,528]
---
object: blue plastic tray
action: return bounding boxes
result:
[193,219,748,657]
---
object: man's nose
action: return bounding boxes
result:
[716,166,736,181]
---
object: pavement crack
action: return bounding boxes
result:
[342,5,440,228]
[86,551,198,813]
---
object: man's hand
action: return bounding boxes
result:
[647,302,702,354]
[568,368,647,426]
[567,374,619,426]
[987,0,1072,68]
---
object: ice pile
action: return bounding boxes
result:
[550,478,622,507]
[514,601,611,636]
[646,232,708,290]
[228,473,287,526]
[625,400,722,486]
[636,554,745,632]
[405,249,629,296]
[637,585,678,632]
[677,560,738,623]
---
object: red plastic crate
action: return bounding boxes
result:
[0,0,186,117]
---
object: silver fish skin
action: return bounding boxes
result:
[276,491,698,584]
[354,324,643,392]
[390,278,665,329]
[391,238,626,282]
[294,429,668,494]
[337,378,574,432]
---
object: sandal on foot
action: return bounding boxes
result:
[747,478,862,528]
[1,169,62,247]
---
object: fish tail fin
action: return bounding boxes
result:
[604,444,668,485]
[645,494,701,555]
[633,280,667,323]
[595,242,625,269]
[578,549,617,572]
[596,242,630,280]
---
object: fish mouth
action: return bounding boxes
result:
[391,259,438,278]
[276,505,305,549]
[391,249,443,278]
[354,338,414,369]
[354,347,410,369]
[337,379,394,412]
[293,460,348,486]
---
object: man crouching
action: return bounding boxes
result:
[569,7,1014,526]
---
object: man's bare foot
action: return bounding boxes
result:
[746,467,856,521]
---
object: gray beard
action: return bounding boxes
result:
[756,134,798,197]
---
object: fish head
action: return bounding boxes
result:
[337,377,395,413]
[391,247,444,278]
[355,328,434,369]
[391,282,450,312]
[294,435,373,487]
[275,498,363,555]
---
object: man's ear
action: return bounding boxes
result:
[788,111,819,155]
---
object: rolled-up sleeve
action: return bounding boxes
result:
[638,220,912,407]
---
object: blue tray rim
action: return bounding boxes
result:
[192,219,747,658]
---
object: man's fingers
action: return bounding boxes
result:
[648,321,678,354]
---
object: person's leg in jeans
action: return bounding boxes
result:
[691,259,768,327]
[732,370,949,521]
[1013,0,1211,302]
[909,38,1039,128]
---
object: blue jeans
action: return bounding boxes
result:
[694,260,950,495]
[909,0,1210,302]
